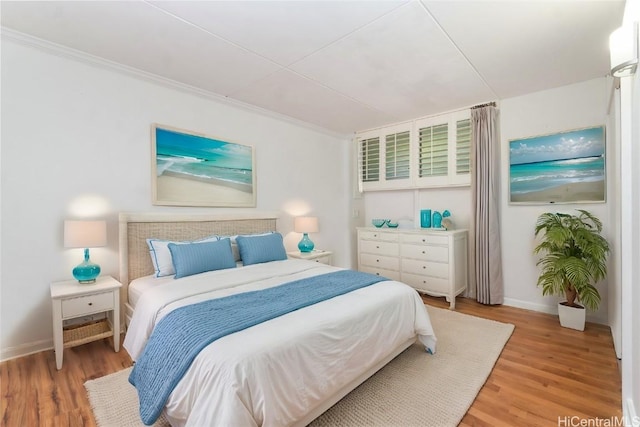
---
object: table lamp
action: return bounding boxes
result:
[64,220,107,283]
[294,216,318,253]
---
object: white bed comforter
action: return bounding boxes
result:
[124,259,436,427]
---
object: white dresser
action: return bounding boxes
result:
[357,227,468,309]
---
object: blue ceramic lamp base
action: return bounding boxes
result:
[73,248,100,284]
[298,233,315,253]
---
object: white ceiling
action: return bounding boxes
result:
[1,0,625,134]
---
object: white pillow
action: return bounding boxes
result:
[147,235,218,277]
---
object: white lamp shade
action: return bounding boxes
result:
[294,216,319,233]
[609,22,639,77]
[64,220,107,248]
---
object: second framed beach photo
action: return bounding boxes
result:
[509,126,606,204]
[151,124,256,207]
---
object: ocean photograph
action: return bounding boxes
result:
[152,125,256,207]
[509,126,605,204]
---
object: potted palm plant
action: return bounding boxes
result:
[534,209,609,331]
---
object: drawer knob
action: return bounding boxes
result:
[423,266,426,269]
[422,250,426,254]
[376,273,380,276]
[88,302,93,306]
[422,239,425,242]
[376,259,380,263]
[376,245,380,249]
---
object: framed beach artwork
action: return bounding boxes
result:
[151,124,256,207]
[509,126,606,204]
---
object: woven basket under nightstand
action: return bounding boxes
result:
[63,319,113,348]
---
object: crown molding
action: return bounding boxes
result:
[1,27,351,140]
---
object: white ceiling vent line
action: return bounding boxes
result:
[225,0,412,112]
[230,65,401,123]
[282,1,412,69]
[418,0,500,101]
[146,0,291,102]
[145,0,285,69]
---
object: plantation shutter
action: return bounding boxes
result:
[419,123,448,177]
[385,131,410,180]
[360,137,380,183]
[456,118,471,175]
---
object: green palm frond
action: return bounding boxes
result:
[533,210,609,311]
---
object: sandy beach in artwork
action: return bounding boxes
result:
[157,174,254,206]
[511,180,605,203]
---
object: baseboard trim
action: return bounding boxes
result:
[502,297,557,315]
[1,339,52,363]
[502,297,607,325]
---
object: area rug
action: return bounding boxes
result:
[85,306,514,427]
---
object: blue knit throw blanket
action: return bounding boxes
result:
[129,269,387,425]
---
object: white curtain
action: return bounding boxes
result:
[470,105,504,304]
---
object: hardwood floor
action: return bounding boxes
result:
[423,296,622,427]
[1,296,621,427]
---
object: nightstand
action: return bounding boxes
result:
[50,275,121,370]
[287,250,333,265]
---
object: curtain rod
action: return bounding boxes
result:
[471,101,497,109]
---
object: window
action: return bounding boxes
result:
[415,110,471,187]
[385,130,410,180]
[418,123,448,177]
[360,136,380,183]
[456,119,471,175]
[356,109,471,191]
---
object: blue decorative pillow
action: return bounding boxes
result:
[236,232,287,266]
[218,232,274,262]
[147,235,218,277]
[168,239,236,279]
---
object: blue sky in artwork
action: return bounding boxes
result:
[156,127,252,170]
[509,126,605,166]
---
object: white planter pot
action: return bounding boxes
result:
[558,302,586,331]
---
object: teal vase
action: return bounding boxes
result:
[420,210,432,228]
[298,233,315,253]
[73,248,100,283]
[432,211,442,228]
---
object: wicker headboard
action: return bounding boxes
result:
[118,212,279,306]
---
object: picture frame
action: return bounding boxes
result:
[509,126,606,204]
[151,124,256,207]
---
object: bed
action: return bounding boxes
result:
[119,212,436,427]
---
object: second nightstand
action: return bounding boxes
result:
[50,275,121,370]
[287,250,333,265]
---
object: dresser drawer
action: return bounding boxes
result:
[361,253,400,271]
[401,244,448,263]
[401,259,449,278]
[61,291,114,318]
[401,272,450,294]
[359,231,399,242]
[359,266,401,281]
[402,233,449,246]
[359,239,399,256]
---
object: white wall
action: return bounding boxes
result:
[0,38,352,360]
[620,67,639,427]
[364,187,472,230]
[618,4,640,420]
[363,78,613,324]
[608,85,622,359]
[500,78,612,324]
